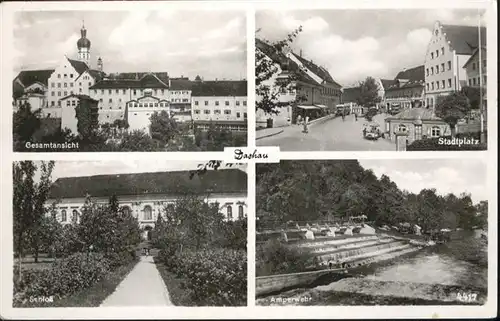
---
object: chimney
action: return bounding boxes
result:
[97,57,103,72]
[300,49,302,57]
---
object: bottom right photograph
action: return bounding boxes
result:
[255,159,488,306]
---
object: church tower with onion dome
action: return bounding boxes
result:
[77,22,91,65]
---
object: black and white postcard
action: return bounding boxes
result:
[11,10,247,152]
[256,9,490,151]
[256,159,488,306]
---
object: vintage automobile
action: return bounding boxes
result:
[362,123,382,140]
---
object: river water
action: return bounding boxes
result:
[258,231,488,305]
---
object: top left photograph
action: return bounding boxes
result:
[11,10,248,152]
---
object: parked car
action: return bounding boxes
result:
[363,123,382,140]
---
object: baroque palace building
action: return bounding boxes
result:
[13,23,247,134]
[46,169,248,238]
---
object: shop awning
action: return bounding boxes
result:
[297,105,320,110]
[314,104,328,108]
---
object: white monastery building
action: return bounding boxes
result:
[46,169,248,234]
[13,23,247,134]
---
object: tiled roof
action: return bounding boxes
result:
[463,46,486,68]
[48,169,247,199]
[386,108,443,121]
[395,65,425,82]
[87,69,106,82]
[14,69,55,88]
[256,38,326,87]
[380,79,398,90]
[170,77,193,90]
[341,87,361,103]
[107,72,170,85]
[90,73,169,89]
[67,58,90,75]
[191,80,247,97]
[291,53,342,88]
[60,94,98,102]
[441,24,487,55]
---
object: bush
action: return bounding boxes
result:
[14,253,110,304]
[407,132,487,151]
[256,239,320,277]
[104,249,137,270]
[156,248,246,306]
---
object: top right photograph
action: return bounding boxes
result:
[255,9,489,151]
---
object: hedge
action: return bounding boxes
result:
[156,248,247,306]
[13,250,137,306]
[407,132,487,151]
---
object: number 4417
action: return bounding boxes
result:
[457,292,477,302]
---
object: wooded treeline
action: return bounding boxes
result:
[256,160,487,232]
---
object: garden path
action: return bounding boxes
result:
[100,256,172,306]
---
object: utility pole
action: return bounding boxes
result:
[478,11,486,144]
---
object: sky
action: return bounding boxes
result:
[359,159,487,203]
[29,161,247,181]
[13,10,247,80]
[256,8,487,86]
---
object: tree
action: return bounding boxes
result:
[357,77,381,107]
[162,195,225,251]
[13,103,42,151]
[13,161,54,280]
[255,27,303,115]
[75,98,99,141]
[435,92,471,137]
[117,129,161,151]
[149,110,179,145]
[460,86,483,110]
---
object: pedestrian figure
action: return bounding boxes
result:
[363,127,367,137]
[355,113,358,121]
[342,114,345,121]
[297,115,302,125]
[302,116,309,133]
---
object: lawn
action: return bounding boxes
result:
[154,259,193,306]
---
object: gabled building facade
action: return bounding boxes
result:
[384,65,426,113]
[255,38,342,128]
[424,22,486,109]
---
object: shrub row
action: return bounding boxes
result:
[407,132,487,151]
[157,248,247,306]
[13,250,137,305]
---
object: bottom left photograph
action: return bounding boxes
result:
[11,160,247,307]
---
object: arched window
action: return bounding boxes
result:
[143,205,152,221]
[227,205,233,220]
[431,126,441,137]
[61,210,67,222]
[397,124,408,132]
[72,210,78,223]
[122,206,131,216]
[238,205,244,219]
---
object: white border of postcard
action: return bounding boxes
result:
[1,0,498,319]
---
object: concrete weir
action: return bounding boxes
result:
[256,230,428,297]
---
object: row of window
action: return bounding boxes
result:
[93,89,166,96]
[469,75,487,86]
[472,59,487,70]
[194,110,247,117]
[129,102,168,108]
[171,91,190,95]
[57,209,79,222]
[123,204,245,221]
[194,100,247,106]
[426,61,451,76]
[426,79,452,91]
[398,124,441,138]
[51,82,92,88]
[430,47,445,60]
